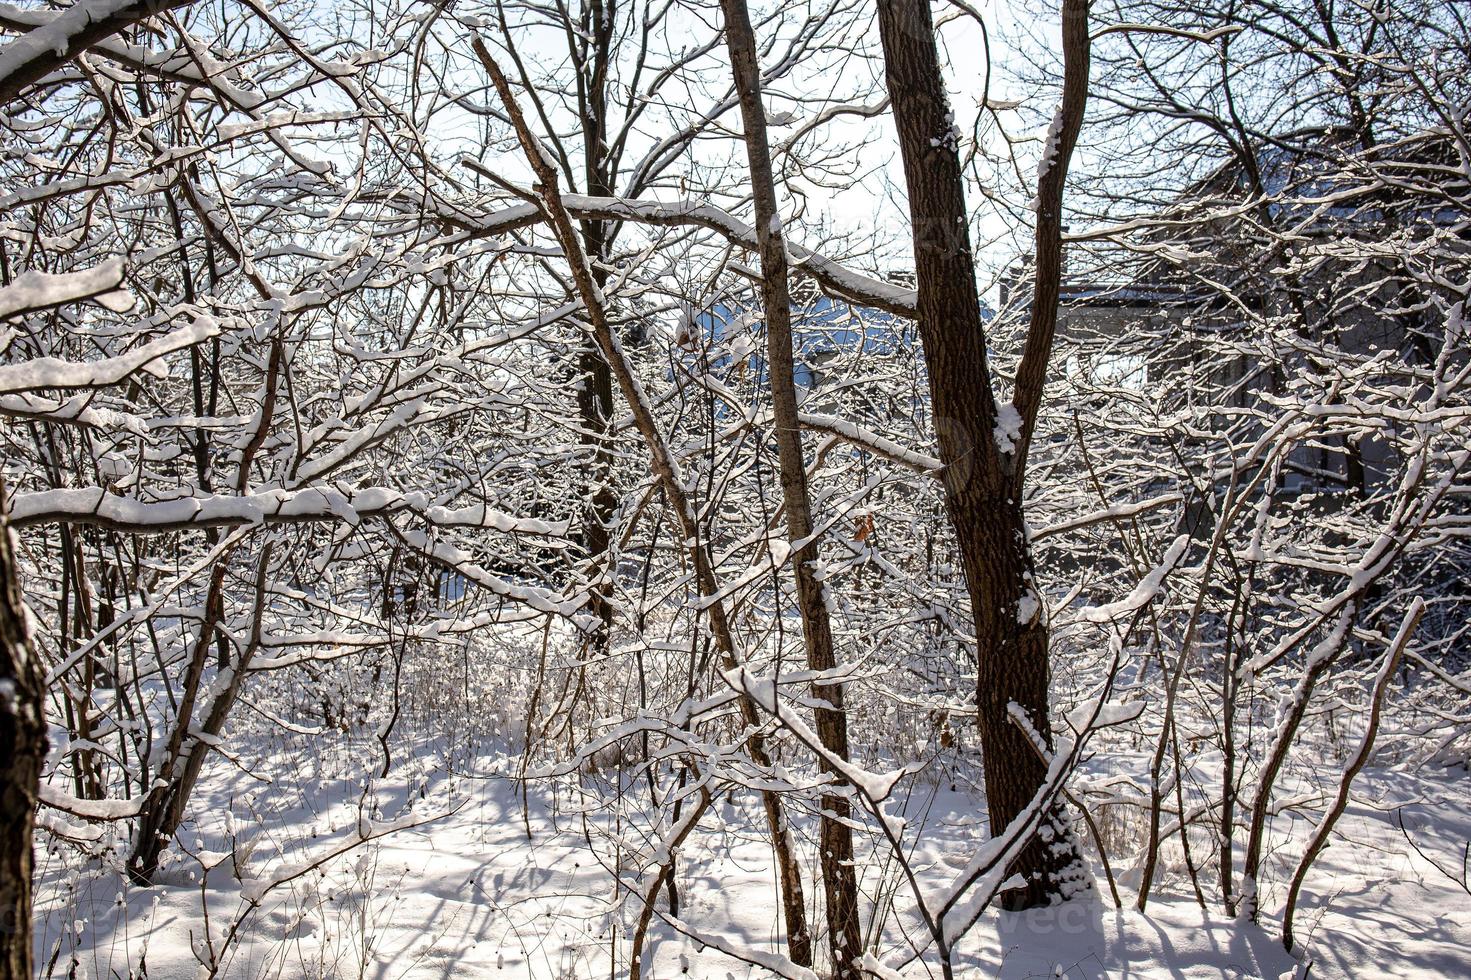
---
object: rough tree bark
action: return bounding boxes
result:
[1,478,45,977]
[874,0,1092,910]
[570,0,620,655]
[721,0,863,972]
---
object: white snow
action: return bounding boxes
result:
[994,402,1024,454]
[0,259,131,319]
[452,184,920,318]
[38,783,144,820]
[0,0,144,91]
[9,485,569,536]
[1076,534,1190,623]
[1034,102,1067,192]
[0,316,219,395]
[26,630,1471,980]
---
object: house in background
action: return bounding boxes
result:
[679,273,966,420]
[1015,128,1469,499]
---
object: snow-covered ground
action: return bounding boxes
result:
[32,722,1471,980]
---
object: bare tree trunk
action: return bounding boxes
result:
[874,0,1091,910]
[127,557,230,883]
[474,38,813,967]
[130,336,283,883]
[572,0,620,657]
[1282,599,1423,953]
[129,544,276,885]
[721,0,862,972]
[1,478,45,977]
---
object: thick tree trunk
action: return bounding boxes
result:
[574,272,619,655]
[721,0,863,973]
[874,0,1090,910]
[573,0,620,655]
[1,480,45,977]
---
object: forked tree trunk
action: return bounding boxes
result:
[874,0,1091,910]
[1,480,45,977]
[128,544,277,885]
[127,558,230,883]
[130,337,283,883]
[721,0,864,972]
